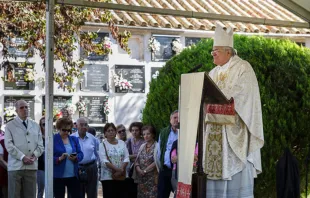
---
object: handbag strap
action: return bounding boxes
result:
[131,143,145,169]
[102,142,113,164]
[127,138,133,155]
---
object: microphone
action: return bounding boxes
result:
[188,64,203,73]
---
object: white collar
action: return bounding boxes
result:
[75,131,89,139]
[16,116,28,123]
[218,57,232,72]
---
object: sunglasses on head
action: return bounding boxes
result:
[117,129,125,134]
[61,129,71,133]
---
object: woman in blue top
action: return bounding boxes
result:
[53,118,84,198]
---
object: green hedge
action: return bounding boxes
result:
[142,35,310,197]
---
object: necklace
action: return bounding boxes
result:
[146,141,154,148]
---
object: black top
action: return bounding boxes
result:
[276,148,300,198]
[38,139,45,171]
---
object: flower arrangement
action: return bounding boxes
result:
[4,106,17,123]
[4,106,17,117]
[103,37,112,54]
[64,103,77,115]
[24,68,36,82]
[101,97,110,115]
[172,38,183,54]
[113,72,133,90]
[76,100,87,114]
[148,36,160,53]
[53,108,62,120]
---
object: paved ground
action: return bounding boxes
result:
[46,183,174,197]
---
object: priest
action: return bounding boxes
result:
[203,24,264,197]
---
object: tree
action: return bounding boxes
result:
[142,36,310,197]
[0,1,131,92]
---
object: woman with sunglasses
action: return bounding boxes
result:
[53,118,84,198]
[116,124,127,142]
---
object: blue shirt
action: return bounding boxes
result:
[157,128,178,168]
[71,132,98,164]
[63,144,75,178]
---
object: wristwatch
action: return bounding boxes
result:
[144,170,147,173]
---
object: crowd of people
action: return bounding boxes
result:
[0,100,181,198]
[0,24,264,198]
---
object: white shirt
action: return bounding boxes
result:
[99,139,129,180]
[16,116,28,127]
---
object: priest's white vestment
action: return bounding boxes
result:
[204,55,264,197]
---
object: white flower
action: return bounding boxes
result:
[148,37,160,53]
[172,39,183,54]
[64,103,76,115]
[4,106,17,117]
[152,71,160,79]
[76,101,86,113]
[112,72,133,90]
[103,37,112,49]
[24,69,35,82]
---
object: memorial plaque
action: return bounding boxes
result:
[151,67,161,80]
[4,62,35,90]
[115,65,145,93]
[3,96,35,123]
[152,35,179,61]
[80,32,109,61]
[185,37,202,47]
[79,96,108,124]
[80,64,109,92]
[7,37,33,58]
[42,96,72,112]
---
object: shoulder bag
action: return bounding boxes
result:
[102,142,126,181]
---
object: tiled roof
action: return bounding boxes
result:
[102,0,310,34]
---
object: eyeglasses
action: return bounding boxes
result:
[117,129,126,134]
[19,106,28,109]
[61,129,71,133]
[79,123,88,127]
[105,129,116,133]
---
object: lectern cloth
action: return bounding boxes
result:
[176,72,205,198]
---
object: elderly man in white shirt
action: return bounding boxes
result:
[4,100,44,198]
[71,117,99,198]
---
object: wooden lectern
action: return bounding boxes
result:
[191,73,232,198]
